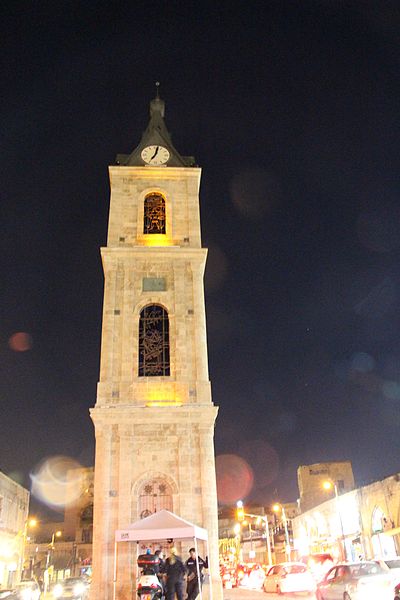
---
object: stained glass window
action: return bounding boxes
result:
[144,193,166,234]
[138,304,170,376]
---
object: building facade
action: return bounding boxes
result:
[0,471,29,589]
[292,472,400,561]
[297,461,355,512]
[90,92,221,600]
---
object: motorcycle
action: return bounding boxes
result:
[137,553,164,600]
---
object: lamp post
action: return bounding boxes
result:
[236,501,273,565]
[19,517,37,579]
[44,530,62,595]
[323,480,346,561]
[273,504,291,561]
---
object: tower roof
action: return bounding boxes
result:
[116,85,196,167]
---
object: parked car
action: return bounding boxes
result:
[11,580,41,600]
[0,591,17,600]
[376,557,400,581]
[316,561,393,600]
[394,581,400,600]
[238,563,266,589]
[51,577,90,599]
[300,553,334,581]
[263,562,316,594]
[220,564,238,589]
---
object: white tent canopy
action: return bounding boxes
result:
[115,509,208,542]
[113,510,211,600]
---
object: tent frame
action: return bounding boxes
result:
[113,510,212,600]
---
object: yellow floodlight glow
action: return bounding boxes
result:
[146,401,183,407]
[145,389,182,407]
[55,530,62,538]
[322,480,333,491]
[142,234,171,247]
[273,503,281,513]
[28,518,38,528]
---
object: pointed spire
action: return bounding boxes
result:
[115,85,196,167]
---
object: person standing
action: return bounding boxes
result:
[185,547,208,600]
[165,548,187,600]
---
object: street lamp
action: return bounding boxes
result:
[273,504,291,561]
[236,501,273,565]
[20,517,38,579]
[44,530,62,595]
[323,480,347,561]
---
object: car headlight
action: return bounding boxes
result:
[21,589,33,600]
[73,583,85,595]
[53,583,64,598]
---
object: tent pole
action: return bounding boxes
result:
[206,538,213,600]
[136,542,139,595]
[194,537,202,600]
[113,541,117,600]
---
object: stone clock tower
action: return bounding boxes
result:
[90,91,222,600]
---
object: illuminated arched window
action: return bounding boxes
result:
[372,506,385,533]
[138,477,173,519]
[144,193,166,234]
[139,304,170,376]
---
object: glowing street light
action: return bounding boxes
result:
[236,500,272,565]
[20,516,38,578]
[273,503,291,561]
[44,530,62,595]
[322,480,347,560]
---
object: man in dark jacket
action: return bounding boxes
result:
[165,548,187,600]
[185,548,208,600]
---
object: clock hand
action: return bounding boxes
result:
[150,146,159,160]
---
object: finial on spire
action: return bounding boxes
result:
[150,82,165,118]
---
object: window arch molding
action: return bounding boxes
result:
[371,506,386,534]
[131,472,178,521]
[137,187,171,242]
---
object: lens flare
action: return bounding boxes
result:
[216,454,254,505]
[230,168,281,219]
[8,332,32,352]
[31,455,84,508]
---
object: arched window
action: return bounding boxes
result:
[144,193,166,234]
[372,506,385,533]
[139,304,170,376]
[138,477,173,519]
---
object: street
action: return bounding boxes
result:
[223,588,316,600]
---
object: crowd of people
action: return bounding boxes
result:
[143,546,208,600]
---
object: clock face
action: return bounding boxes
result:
[141,145,170,165]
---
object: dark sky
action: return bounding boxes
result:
[1,1,400,512]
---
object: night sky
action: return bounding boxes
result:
[1,1,400,512]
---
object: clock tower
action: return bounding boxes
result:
[90,90,222,600]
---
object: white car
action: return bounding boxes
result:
[316,561,393,600]
[263,562,316,594]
